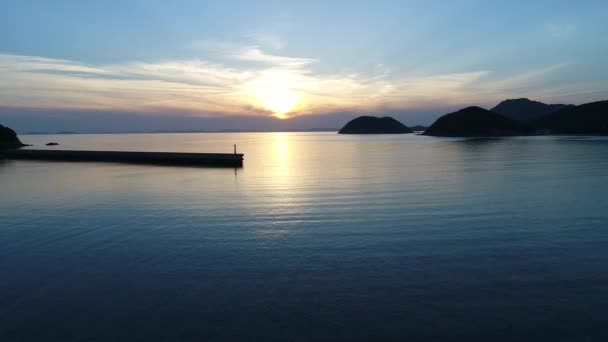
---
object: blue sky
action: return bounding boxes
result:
[1,0,607,132]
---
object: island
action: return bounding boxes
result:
[338,116,413,134]
[0,124,27,149]
[423,106,531,137]
[336,98,608,138]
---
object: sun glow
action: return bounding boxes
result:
[256,87,300,119]
[254,73,301,119]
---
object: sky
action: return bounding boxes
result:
[1,0,607,132]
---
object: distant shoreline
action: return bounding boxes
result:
[21,129,341,135]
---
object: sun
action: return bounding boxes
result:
[253,72,301,119]
[257,87,300,119]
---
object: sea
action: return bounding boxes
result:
[1,132,608,341]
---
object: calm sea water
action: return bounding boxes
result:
[2,132,608,341]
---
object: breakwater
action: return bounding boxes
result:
[2,149,244,167]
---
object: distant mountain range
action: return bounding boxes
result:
[26,131,80,135]
[410,125,428,132]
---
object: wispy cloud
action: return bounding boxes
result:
[545,22,576,41]
[233,46,316,68]
[247,32,285,50]
[492,63,569,88]
[0,44,580,119]
[0,54,110,76]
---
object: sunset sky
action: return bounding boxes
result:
[1,0,607,132]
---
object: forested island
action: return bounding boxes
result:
[338,116,413,134]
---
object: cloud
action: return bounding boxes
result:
[490,63,569,89]
[545,22,576,41]
[0,54,111,76]
[0,45,580,119]
[247,32,285,50]
[233,46,316,68]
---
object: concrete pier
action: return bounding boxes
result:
[2,149,244,167]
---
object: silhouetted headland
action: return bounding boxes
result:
[338,116,413,134]
[0,124,27,149]
[491,98,573,122]
[533,100,608,134]
[420,99,608,137]
[423,107,531,137]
